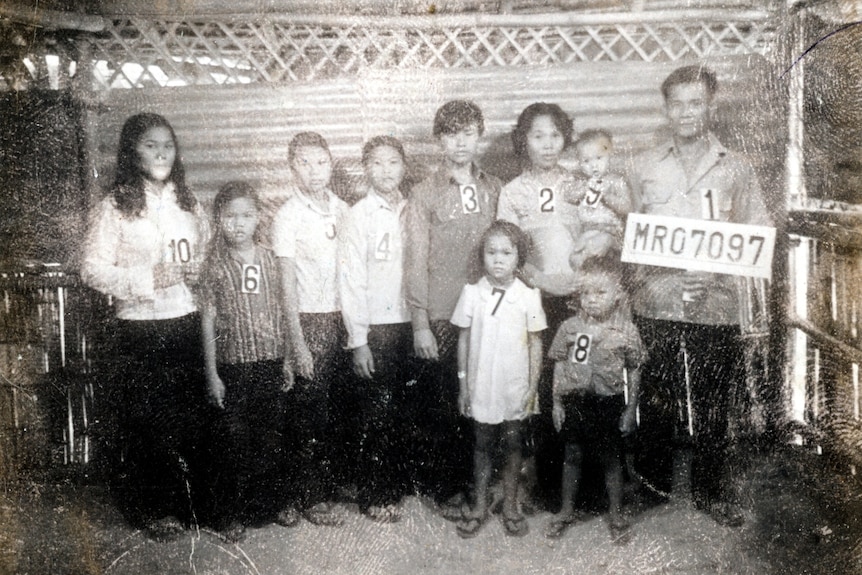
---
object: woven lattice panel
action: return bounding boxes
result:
[89,16,776,89]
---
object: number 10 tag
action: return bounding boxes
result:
[241,264,261,294]
[569,333,592,364]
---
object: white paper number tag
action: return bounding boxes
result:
[569,333,592,364]
[375,232,392,261]
[700,188,718,220]
[539,187,556,212]
[241,264,261,294]
[460,184,481,214]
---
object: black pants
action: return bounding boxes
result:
[410,320,472,502]
[634,317,743,506]
[110,314,206,527]
[208,359,288,525]
[283,312,349,508]
[343,323,418,509]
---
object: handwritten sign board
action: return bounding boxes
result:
[621,214,776,280]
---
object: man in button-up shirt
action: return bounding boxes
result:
[627,65,772,527]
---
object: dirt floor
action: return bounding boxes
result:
[0,443,860,575]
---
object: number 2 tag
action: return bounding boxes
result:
[241,264,261,294]
[569,333,592,364]
[459,185,481,214]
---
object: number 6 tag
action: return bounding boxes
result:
[459,184,481,214]
[242,264,261,294]
[569,333,592,364]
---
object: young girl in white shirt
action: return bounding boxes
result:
[450,220,547,538]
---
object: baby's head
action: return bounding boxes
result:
[577,252,624,322]
[478,220,529,286]
[574,129,613,180]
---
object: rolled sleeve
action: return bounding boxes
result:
[404,190,432,331]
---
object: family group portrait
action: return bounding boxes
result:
[0,1,861,574]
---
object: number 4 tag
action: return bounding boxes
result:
[241,264,261,294]
[569,333,592,364]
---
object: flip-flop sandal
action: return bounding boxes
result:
[502,514,529,537]
[303,503,344,527]
[438,501,469,522]
[145,515,185,541]
[608,516,632,545]
[364,504,401,524]
[275,505,301,528]
[456,514,487,539]
[544,513,578,539]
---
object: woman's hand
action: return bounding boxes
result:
[207,375,226,409]
[352,345,375,379]
[294,341,314,380]
[413,328,439,360]
[153,262,185,289]
[281,357,295,391]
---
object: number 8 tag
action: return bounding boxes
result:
[242,264,261,294]
[569,333,592,364]
[459,185,481,214]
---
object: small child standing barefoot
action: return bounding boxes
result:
[545,253,644,543]
[450,220,547,538]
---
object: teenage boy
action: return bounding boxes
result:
[404,100,502,508]
[627,65,772,527]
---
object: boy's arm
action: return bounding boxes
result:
[601,176,634,218]
[457,326,470,416]
[278,256,313,379]
[525,331,543,412]
[404,188,438,359]
[201,305,224,409]
[620,366,642,434]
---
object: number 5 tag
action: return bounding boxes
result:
[459,184,481,214]
[569,333,592,364]
[241,264,261,294]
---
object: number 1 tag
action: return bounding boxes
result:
[459,185,481,214]
[569,333,592,364]
[241,264,261,294]
[700,188,718,220]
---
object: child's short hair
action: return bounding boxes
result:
[660,65,718,101]
[478,220,529,270]
[213,181,260,221]
[433,100,484,137]
[579,250,623,280]
[511,102,574,160]
[574,129,613,154]
[288,131,331,164]
[362,135,406,165]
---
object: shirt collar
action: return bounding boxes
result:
[367,188,405,212]
[430,162,487,186]
[296,187,334,216]
[659,132,728,162]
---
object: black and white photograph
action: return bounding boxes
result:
[0,1,860,573]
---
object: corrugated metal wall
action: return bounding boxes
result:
[85,54,784,215]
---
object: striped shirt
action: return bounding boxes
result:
[200,245,284,365]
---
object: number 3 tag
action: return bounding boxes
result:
[241,264,261,294]
[459,185,481,214]
[569,333,592,364]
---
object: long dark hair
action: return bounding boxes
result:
[209,181,261,257]
[510,102,574,161]
[112,113,196,217]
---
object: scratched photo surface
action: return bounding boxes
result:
[0,1,861,574]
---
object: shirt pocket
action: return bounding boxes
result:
[640,178,672,206]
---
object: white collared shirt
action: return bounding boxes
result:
[338,189,410,349]
[271,188,349,313]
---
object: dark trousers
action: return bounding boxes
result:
[208,359,287,525]
[110,314,206,527]
[634,317,743,506]
[410,320,472,502]
[344,323,418,509]
[283,312,349,508]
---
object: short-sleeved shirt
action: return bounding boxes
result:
[80,182,208,320]
[271,188,349,313]
[404,164,501,328]
[338,189,410,349]
[548,311,645,397]
[200,245,284,365]
[496,166,580,276]
[627,133,773,325]
[451,277,547,424]
[565,172,630,239]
